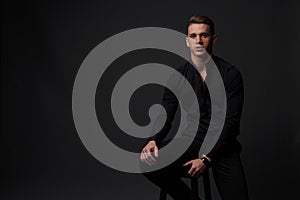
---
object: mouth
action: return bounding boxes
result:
[195,45,204,49]
[195,46,204,51]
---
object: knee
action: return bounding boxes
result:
[142,170,161,182]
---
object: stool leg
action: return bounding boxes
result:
[159,189,167,200]
[191,178,199,200]
[203,170,212,200]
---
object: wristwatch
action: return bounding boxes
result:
[200,156,211,168]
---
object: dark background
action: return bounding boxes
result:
[2,0,300,199]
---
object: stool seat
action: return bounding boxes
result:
[159,170,212,200]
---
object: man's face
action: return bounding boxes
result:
[186,23,216,57]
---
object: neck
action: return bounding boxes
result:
[191,54,208,73]
[191,53,213,82]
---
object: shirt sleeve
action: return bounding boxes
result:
[147,84,179,145]
[206,68,244,159]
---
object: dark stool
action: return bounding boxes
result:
[159,170,212,200]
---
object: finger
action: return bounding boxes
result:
[141,147,154,165]
[144,154,154,166]
[142,149,151,161]
[193,170,202,178]
[144,152,156,165]
[188,166,195,175]
[191,165,201,177]
[191,167,199,177]
[144,159,152,166]
[154,146,159,157]
[183,160,192,166]
[141,151,153,166]
[147,155,156,165]
[140,151,145,160]
[141,153,149,164]
[142,148,148,154]
[148,152,157,162]
[145,156,154,166]
[146,151,156,163]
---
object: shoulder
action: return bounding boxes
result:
[167,62,196,89]
[212,55,242,81]
[177,61,193,73]
[176,61,197,78]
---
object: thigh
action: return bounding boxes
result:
[141,138,199,178]
[212,151,249,200]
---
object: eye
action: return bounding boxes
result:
[189,34,196,39]
[201,33,210,38]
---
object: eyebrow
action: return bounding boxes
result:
[188,32,210,36]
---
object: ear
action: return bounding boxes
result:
[185,36,190,47]
[212,35,217,44]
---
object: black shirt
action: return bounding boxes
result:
[149,55,244,159]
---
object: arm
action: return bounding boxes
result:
[141,77,179,165]
[148,86,179,144]
[206,69,244,160]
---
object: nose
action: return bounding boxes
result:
[195,35,202,44]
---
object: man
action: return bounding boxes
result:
[140,16,249,200]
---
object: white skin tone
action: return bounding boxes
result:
[140,23,216,177]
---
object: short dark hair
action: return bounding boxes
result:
[186,15,215,36]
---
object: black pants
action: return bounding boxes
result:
[141,140,249,200]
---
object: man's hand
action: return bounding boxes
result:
[183,158,206,178]
[140,140,158,166]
